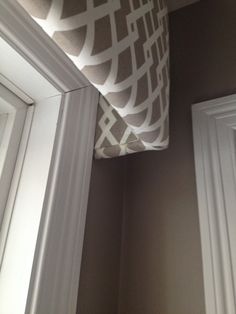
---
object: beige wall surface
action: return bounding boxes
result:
[77,158,126,314]
[118,1,236,314]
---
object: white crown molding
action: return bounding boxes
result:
[192,95,236,314]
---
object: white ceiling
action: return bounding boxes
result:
[166,0,200,12]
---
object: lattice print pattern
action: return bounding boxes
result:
[19,0,169,158]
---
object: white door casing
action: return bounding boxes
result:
[192,95,236,314]
[0,0,99,313]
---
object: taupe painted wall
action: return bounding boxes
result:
[77,1,236,314]
[119,1,236,314]
[77,158,126,314]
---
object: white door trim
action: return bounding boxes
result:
[0,1,99,313]
[0,0,90,92]
[26,87,98,314]
[192,95,236,314]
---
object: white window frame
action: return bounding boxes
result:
[0,95,62,314]
[0,84,27,229]
[192,95,236,314]
[0,1,99,314]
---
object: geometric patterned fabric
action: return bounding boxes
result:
[18,0,169,158]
